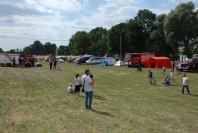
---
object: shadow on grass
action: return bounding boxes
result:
[79,95,106,100]
[94,95,106,100]
[189,94,198,97]
[91,109,113,117]
[151,83,179,87]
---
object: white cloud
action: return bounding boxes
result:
[25,0,82,13]
[74,0,139,29]
[0,0,86,14]
[149,8,170,15]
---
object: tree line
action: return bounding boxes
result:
[5,41,68,55]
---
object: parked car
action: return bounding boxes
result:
[57,56,67,61]
[178,62,190,72]
[74,54,94,64]
[86,57,105,64]
[58,58,65,63]
[67,56,78,63]
[178,59,198,72]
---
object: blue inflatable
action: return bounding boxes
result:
[100,60,108,66]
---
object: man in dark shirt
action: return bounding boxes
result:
[53,59,57,70]
[18,56,22,67]
[148,69,153,85]
[13,57,16,67]
[50,60,53,70]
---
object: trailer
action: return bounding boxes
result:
[0,53,19,67]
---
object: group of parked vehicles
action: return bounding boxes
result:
[1,52,198,72]
[51,53,198,72]
[57,54,117,66]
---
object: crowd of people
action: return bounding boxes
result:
[67,66,191,111]
[147,65,190,95]
[65,60,192,111]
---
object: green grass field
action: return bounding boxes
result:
[0,63,198,133]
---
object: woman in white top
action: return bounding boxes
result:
[75,73,82,96]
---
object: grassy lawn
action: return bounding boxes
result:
[0,62,198,133]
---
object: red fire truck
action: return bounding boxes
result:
[124,52,154,67]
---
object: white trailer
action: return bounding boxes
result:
[0,53,19,67]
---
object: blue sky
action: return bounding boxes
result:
[0,0,198,51]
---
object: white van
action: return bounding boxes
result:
[86,57,105,64]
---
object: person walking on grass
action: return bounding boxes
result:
[162,67,166,76]
[53,59,57,70]
[172,61,176,72]
[18,56,22,67]
[13,57,16,67]
[148,69,153,85]
[182,74,190,94]
[50,60,53,70]
[83,69,94,109]
[169,70,176,84]
[74,74,82,96]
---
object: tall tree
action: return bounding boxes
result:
[164,2,198,56]
[108,23,128,57]
[68,31,92,55]
[150,14,173,56]
[89,27,108,56]
[30,41,44,55]
[23,41,56,55]
[23,46,32,54]
[134,9,156,51]
[57,45,70,55]
[126,19,145,52]
[44,42,57,55]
